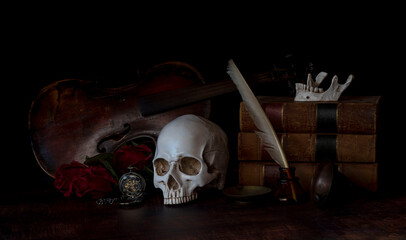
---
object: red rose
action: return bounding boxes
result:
[54,161,117,199]
[112,144,152,174]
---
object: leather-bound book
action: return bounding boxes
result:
[238,161,379,192]
[238,132,377,163]
[240,96,381,134]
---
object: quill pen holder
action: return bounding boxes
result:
[274,167,306,203]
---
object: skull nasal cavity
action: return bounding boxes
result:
[168,175,179,190]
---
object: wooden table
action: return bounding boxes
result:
[2,186,406,240]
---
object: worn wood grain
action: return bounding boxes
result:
[1,188,406,240]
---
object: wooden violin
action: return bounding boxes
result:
[29,62,211,177]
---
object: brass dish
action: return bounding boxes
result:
[223,185,271,202]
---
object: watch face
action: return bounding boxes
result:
[119,171,146,198]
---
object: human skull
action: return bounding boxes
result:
[295,72,353,101]
[153,114,229,205]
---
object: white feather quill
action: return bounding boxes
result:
[227,59,289,168]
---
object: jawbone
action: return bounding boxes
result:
[294,72,353,101]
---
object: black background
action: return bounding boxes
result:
[3,6,405,195]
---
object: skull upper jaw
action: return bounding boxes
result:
[163,192,198,205]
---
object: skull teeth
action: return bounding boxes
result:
[164,193,198,205]
[295,83,324,93]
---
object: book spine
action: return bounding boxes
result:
[240,100,379,134]
[239,161,379,192]
[238,132,377,163]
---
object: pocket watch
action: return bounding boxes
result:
[118,166,146,205]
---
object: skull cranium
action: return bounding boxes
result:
[152,114,229,205]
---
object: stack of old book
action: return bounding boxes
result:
[238,96,381,192]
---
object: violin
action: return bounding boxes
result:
[29,61,293,178]
[29,62,211,178]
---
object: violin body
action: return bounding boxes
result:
[29,62,211,177]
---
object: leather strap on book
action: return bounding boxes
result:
[315,134,337,162]
[317,104,337,133]
[264,102,284,131]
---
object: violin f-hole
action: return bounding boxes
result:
[97,123,131,153]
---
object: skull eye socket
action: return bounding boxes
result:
[179,157,201,176]
[154,158,170,176]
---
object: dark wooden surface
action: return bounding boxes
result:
[2,186,406,240]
